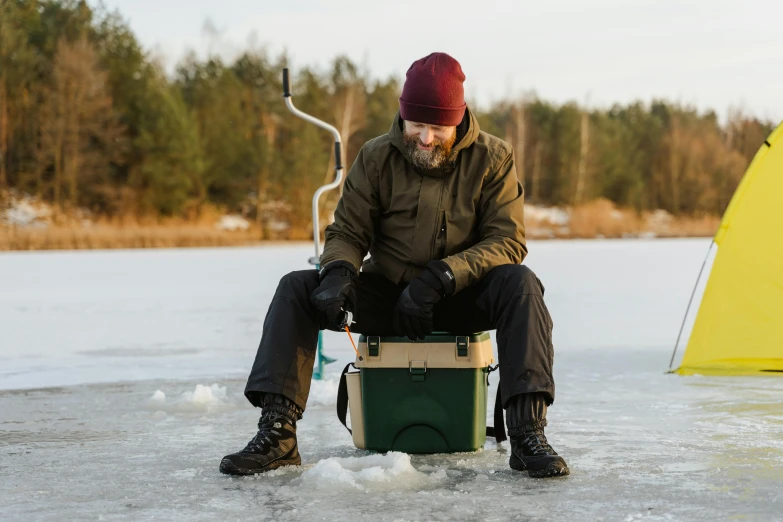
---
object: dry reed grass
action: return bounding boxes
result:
[659,214,720,238]
[1,199,721,251]
[0,224,264,251]
[528,198,719,240]
[568,199,643,238]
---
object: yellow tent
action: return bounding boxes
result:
[676,122,783,375]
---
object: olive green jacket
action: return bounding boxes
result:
[320,108,527,293]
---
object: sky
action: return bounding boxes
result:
[94,0,783,123]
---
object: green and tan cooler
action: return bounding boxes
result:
[336,332,501,454]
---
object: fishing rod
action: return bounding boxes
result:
[282,68,358,376]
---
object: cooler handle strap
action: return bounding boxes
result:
[485,366,507,443]
[336,362,356,435]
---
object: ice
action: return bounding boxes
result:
[2,240,782,520]
[0,240,713,390]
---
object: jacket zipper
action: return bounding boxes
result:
[430,178,446,260]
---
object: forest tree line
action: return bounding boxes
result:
[0,0,776,236]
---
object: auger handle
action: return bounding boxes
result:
[282,68,291,98]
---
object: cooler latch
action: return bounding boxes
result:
[456,336,469,357]
[368,336,381,357]
[409,360,427,382]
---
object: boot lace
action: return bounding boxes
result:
[244,411,286,453]
[522,430,555,456]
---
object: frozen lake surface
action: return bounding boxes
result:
[2,240,782,520]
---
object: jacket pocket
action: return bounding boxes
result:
[445,210,477,256]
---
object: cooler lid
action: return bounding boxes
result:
[354,332,494,369]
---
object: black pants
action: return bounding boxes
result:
[245,264,555,413]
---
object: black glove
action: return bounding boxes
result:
[393,260,456,341]
[310,260,357,327]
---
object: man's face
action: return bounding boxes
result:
[402,120,458,169]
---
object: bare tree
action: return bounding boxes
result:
[503,100,527,186]
[668,116,682,213]
[574,109,590,203]
[0,70,7,197]
[38,37,124,211]
[0,1,20,198]
[257,111,280,231]
[514,100,526,186]
[531,142,543,203]
[329,57,366,196]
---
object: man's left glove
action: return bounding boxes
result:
[310,260,357,327]
[393,260,456,341]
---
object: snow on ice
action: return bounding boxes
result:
[300,452,433,491]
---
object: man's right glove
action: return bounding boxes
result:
[310,260,357,327]
[393,260,455,341]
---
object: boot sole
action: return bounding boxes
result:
[509,454,570,478]
[219,451,301,476]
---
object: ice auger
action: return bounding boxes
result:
[281,68,345,380]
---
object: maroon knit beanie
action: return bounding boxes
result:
[399,52,466,126]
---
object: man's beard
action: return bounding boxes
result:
[402,131,457,169]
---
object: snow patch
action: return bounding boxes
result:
[2,194,53,227]
[146,384,232,412]
[181,384,227,405]
[257,465,303,478]
[428,469,448,481]
[215,215,249,231]
[300,452,439,491]
[524,204,570,226]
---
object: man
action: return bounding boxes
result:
[220,52,569,479]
